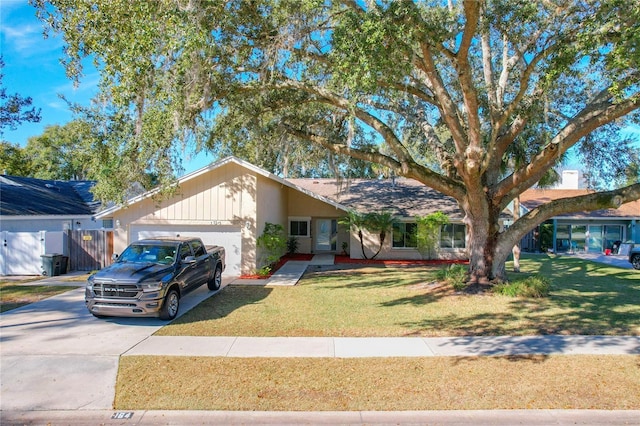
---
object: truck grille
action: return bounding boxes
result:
[93,283,140,298]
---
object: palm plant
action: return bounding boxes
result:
[364,211,398,260]
[339,210,369,259]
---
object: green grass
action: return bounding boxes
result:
[0,281,79,313]
[158,255,640,337]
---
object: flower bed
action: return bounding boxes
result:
[334,255,468,266]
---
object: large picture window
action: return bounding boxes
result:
[393,222,417,248]
[289,218,310,237]
[440,224,466,248]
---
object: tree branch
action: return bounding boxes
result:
[498,182,640,251]
[282,123,467,199]
[495,91,640,208]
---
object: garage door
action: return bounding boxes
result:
[130,225,242,276]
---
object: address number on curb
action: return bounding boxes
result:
[111,412,134,419]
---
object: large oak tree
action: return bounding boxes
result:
[33,0,640,283]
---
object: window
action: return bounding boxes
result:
[102,219,114,229]
[179,244,193,261]
[289,218,310,237]
[190,240,205,257]
[440,224,466,249]
[393,222,417,248]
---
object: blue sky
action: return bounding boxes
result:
[0,0,213,173]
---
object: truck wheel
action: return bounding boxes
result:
[207,266,222,291]
[159,289,180,320]
[632,255,640,270]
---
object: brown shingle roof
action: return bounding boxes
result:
[520,188,640,219]
[290,179,639,221]
[288,178,464,219]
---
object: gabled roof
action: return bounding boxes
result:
[289,177,464,219]
[520,188,640,219]
[0,175,99,216]
[95,156,350,218]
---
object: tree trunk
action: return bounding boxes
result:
[464,194,510,286]
[512,196,521,273]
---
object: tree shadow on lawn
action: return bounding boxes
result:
[304,264,445,291]
[168,285,273,324]
[393,255,640,337]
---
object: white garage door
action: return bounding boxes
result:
[130,225,242,276]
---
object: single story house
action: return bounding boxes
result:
[95,157,468,276]
[0,175,104,275]
[518,188,640,255]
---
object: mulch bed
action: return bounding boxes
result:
[334,255,468,266]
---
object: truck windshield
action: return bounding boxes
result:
[118,244,178,265]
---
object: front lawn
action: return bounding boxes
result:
[158,254,640,337]
[115,355,640,410]
[0,281,79,313]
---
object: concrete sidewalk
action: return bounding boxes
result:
[124,334,640,358]
[230,253,335,286]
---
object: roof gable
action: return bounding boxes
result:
[0,175,99,216]
[95,156,349,218]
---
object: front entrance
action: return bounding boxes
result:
[315,219,337,251]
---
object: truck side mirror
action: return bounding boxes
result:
[182,255,196,264]
[112,253,119,261]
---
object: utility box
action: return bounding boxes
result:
[41,253,63,276]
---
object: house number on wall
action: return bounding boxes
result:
[82,235,92,241]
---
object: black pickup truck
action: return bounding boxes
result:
[85,237,225,320]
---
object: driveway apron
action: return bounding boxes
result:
[0,282,227,411]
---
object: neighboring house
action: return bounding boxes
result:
[0,175,106,275]
[518,188,640,255]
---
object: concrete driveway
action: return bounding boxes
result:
[0,279,232,411]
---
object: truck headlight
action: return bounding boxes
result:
[141,274,172,291]
[86,275,95,290]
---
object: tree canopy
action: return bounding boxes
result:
[33,0,640,283]
[0,57,41,139]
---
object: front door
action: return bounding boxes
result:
[315,219,337,251]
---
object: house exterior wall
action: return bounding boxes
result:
[348,227,468,261]
[522,217,639,254]
[0,216,102,233]
[286,188,347,254]
[109,162,260,274]
[253,175,288,268]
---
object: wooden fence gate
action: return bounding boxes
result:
[67,230,113,271]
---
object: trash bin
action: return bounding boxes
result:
[60,256,69,275]
[41,254,63,276]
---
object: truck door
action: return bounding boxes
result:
[176,243,199,292]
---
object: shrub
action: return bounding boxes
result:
[436,264,468,291]
[257,223,287,268]
[287,237,299,255]
[256,265,272,278]
[493,275,551,298]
